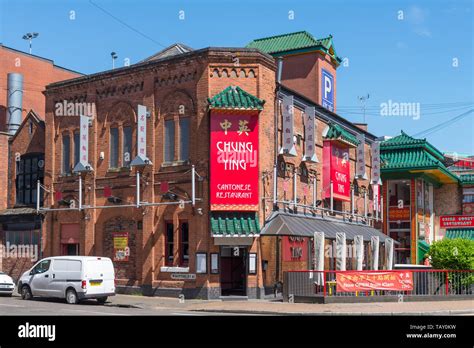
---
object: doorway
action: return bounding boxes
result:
[220,246,247,296]
[61,243,79,255]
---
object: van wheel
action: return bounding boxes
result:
[97,297,108,304]
[66,289,78,304]
[21,285,32,300]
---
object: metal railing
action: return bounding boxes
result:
[284,270,474,299]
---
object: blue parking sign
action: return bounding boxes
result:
[321,69,334,111]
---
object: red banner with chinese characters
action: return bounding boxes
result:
[440,215,474,228]
[336,271,414,292]
[210,111,259,211]
[282,236,308,262]
[323,141,350,201]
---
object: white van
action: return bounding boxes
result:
[18,256,115,304]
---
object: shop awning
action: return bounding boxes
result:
[211,212,260,237]
[417,240,430,263]
[445,229,474,240]
[260,212,394,243]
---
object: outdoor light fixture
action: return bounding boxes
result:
[111,51,118,69]
[22,32,39,54]
[107,196,123,204]
[162,192,178,200]
[58,199,73,207]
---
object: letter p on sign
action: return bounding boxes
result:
[324,76,332,99]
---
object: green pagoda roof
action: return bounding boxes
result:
[381,131,445,162]
[323,123,360,147]
[381,149,445,170]
[445,229,474,240]
[211,212,260,236]
[460,174,474,186]
[208,86,265,110]
[380,131,459,184]
[246,31,342,65]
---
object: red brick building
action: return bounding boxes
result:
[36,32,392,299]
[0,46,80,277]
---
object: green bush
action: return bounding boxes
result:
[426,238,474,292]
[426,238,474,270]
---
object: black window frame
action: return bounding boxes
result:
[16,153,44,206]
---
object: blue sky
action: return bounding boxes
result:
[1,0,472,154]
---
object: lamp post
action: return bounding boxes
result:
[111,52,118,69]
[22,32,39,54]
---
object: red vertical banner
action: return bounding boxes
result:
[210,111,259,211]
[323,141,351,201]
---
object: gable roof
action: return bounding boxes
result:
[208,86,265,110]
[246,31,342,65]
[141,43,193,62]
[9,109,45,143]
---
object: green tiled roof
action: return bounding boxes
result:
[381,131,445,161]
[211,212,260,236]
[208,86,265,110]
[323,123,360,147]
[445,229,474,240]
[381,149,443,170]
[246,31,342,65]
[460,174,474,186]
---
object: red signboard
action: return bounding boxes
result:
[440,215,474,228]
[336,271,414,292]
[323,141,350,201]
[210,111,259,211]
[388,207,411,221]
[282,236,308,262]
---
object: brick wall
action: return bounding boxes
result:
[0,45,81,131]
[0,132,9,210]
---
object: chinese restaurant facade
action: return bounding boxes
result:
[9,32,397,299]
[380,132,471,265]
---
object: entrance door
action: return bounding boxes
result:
[220,247,247,296]
[61,243,79,256]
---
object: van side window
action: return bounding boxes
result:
[32,260,51,274]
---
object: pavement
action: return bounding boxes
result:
[0,292,472,316]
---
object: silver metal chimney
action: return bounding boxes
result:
[7,73,24,135]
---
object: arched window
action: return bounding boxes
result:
[162,91,194,164]
[105,102,136,169]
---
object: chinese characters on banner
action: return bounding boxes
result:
[336,271,414,292]
[303,106,318,162]
[371,141,381,184]
[280,95,297,156]
[282,236,308,262]
[355,133,367,179]
[323,141,351,201]
[131,104,151,166]
[73,114,93,172]
[210,111,259,211]
[137,105,147,159]
[373,183,380,211]
[113,232,130,262]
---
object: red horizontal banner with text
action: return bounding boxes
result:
[336,271,413,292]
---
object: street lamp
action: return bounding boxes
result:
[22,32,39,54]
[111,52,118,69]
